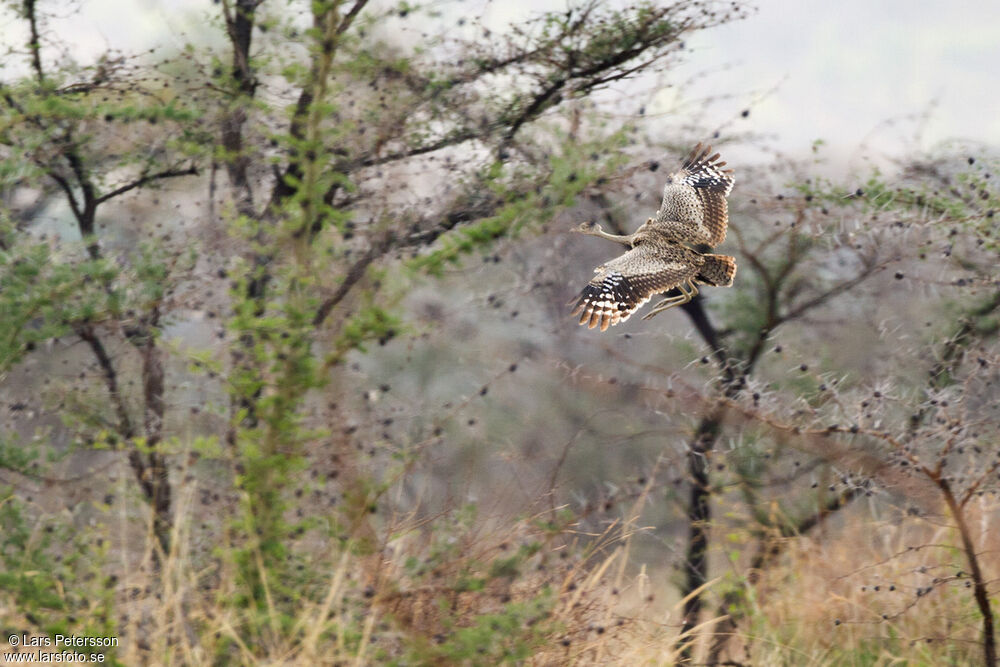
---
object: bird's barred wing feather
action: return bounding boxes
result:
[676,143,735,196]
[656,142,735,247]
[570,245,700,331]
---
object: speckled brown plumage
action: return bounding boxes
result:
[654,143,734,247]
[570,143,737,331]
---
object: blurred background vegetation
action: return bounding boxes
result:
[1,1,999,664]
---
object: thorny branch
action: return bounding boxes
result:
[676,205,885,655]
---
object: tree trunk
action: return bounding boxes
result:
[678,410,723,662]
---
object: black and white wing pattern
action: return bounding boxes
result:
[570,243,701,331]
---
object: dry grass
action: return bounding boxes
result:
[6,462,997,665]
[704,498,1000,666]
[97,473,718,665]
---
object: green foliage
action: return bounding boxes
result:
[796,154,999,247]
[0,433,40,474]
[489,542,542,579]
[388,505,561,664]
[0,490,121,665]
[0,490,66,614]
[575,4,677,69]
[0,76,208,186]
[225,264,331,613]
[0,230,116,372]
[410,132,627,276]
[425,593,555,665]
[8,0,908,663]
[331,300,401,362]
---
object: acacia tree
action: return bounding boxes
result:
[0,6,203,553]
[556,143,999,663]
[1,0,750,660]
[670,152,1000,663]
[585,164,886,659]
[737,158,1000,665]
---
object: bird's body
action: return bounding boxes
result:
[571,144,737,331]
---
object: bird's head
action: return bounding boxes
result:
[573,221,600,234]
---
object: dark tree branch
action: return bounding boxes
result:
[939,477,997,665]
[59,137,102,259]
[311,181,488,326]
[130,305,172,553]
[78,320,171,554]
[314,244,380,327]
[337,0,369,35]
[96,165,199,205]
[960,458,1000,507]
[780,258,882,323]
[681,296,733,383]
[222,0,261,91]
[63,144,97,227]
[676,402,728,664]
[24,0,44,85]
[340,129,482,175]
[501,79,567,147]
[46,170,83,221]
[219,0,260,218]
[76,324,160,545]
[76,324,135,441]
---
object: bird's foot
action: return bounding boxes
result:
[642,284,698,319]
[642,296,687,320]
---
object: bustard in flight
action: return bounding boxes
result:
[570,143,737,331]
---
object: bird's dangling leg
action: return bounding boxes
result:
[642,281,699,320]
[573,221,637,248]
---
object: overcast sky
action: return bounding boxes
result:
[672,0,1000,165]
[4,0,999,166]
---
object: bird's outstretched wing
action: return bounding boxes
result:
[570,243,700,331]
[654,143,735,247]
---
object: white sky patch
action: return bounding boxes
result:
[2,0,997,167]
[668,0,1000,164]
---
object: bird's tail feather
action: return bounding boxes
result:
[697,254,737,287]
